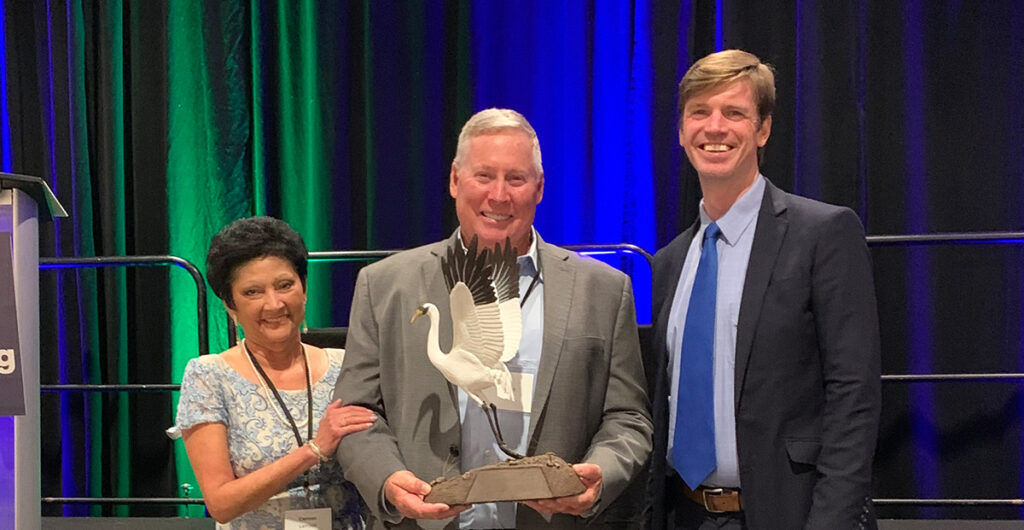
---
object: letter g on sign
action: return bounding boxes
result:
[0,349,14,375]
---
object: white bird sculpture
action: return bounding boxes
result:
[411,235,524,458]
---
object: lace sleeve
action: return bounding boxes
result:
[169,357,229,438]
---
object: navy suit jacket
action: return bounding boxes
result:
[648,179,881,529]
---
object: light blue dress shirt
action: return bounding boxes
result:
[457,229,543,529]
[667,175,764,488]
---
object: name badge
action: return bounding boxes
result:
[284,507,331,529]
[479,372,534,413]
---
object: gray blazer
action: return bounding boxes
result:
[335,231,653,529]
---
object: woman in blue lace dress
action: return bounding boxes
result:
[172,217,376,529]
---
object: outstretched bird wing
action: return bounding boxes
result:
[441,237,505,367]
[489,239,522,363]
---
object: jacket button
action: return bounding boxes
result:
[449,444,460,457]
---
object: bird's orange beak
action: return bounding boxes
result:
[410,306,427,323]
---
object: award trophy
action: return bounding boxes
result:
[410,236,584,505]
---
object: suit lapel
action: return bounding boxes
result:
[654,223,698,354]
[734,180,788,408]
[428,233,460,415]
[528,237,574,439]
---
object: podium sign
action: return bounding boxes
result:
[0,232,24,416]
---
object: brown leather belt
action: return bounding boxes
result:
[682,483,743,513]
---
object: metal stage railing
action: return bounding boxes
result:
[40,384,181,393]
[866,231,1024,247]
[866,232,1024,385]
[867,231,1024,508]
[43,497,206,506]
[306,243,654,266]
[38,256,208,397]
[40,255,209,356]
[563,243,654,265]
[38,234,1024,509]
[38,256,207,507]
[874,499,1024,506]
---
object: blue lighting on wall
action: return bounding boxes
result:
[40,0,84,513]
[793,0,823,200]
[592,1,630,247]
[470,1,656,323]
[715,0,724,51]
[902,0,939,516]
[625,0,655,325]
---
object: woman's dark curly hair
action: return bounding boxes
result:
[206,217,308,308]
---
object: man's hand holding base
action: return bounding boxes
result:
[521,463,602,517]
[383,470,468,520]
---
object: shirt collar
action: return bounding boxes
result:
[519,228,540,278]
[698,174,765,246]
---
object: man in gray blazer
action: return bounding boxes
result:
[649,50,881,529]
[335,108,652,529]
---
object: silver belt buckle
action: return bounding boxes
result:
[702,487,727,513]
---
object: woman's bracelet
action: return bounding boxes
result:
[306,440,330,463]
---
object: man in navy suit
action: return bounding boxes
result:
[650,49,881,529]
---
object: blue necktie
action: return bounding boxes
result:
[672,222,721,489]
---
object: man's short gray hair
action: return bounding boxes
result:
[453,108,543,175]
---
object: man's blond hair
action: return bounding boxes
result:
[678,49,776,126]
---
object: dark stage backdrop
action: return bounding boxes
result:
[1,0,1023,521]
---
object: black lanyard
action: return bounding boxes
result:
[244,343,313,447]
[519,248,543,307]
[520,264,542,307]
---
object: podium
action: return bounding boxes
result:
[0,173,66,529]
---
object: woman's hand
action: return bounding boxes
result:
[311,399,376,455]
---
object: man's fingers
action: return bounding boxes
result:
[387,470,430,496]
[523,497,586,516]
[392,493,465,519]
[384,471,471,519]
[406,502,468,519]
[520,474,599,517]
[571,463,602,485]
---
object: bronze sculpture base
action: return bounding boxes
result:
[423,453,585,505]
